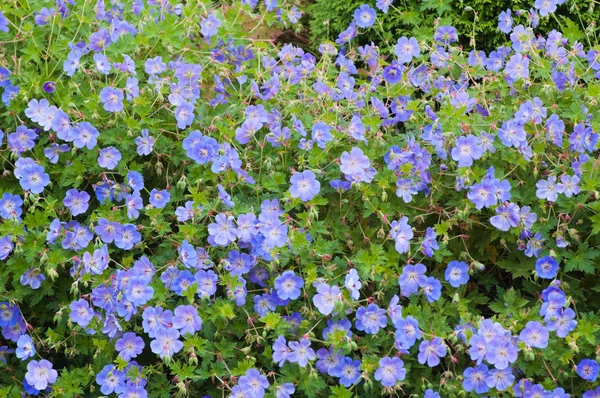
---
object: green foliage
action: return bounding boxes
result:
[307,0,600,53]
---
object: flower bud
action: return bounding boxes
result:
[177,174,188,190]
[189,353,198,366]
[452,292,460,303]
[524,350,535,361]
[47,267,58,281]
[176,381,187,394]
[472,261,485,271]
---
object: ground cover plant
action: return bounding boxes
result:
[306,0,600,54]
[1,0,600,396]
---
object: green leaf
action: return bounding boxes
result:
[298,371,327,398]
[52,368,91,398]
[561,17,585,42]
[489,288,530,316]
[563,242,600,274]
[330,385,355,398]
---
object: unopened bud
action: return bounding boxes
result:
[177,174,188,190]
[47,267,59,281]
[381,190,388,202]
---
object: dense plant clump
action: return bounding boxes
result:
[307,0,600,53]
[2,0,600,397]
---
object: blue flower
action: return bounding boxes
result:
[114,223,141,250]
[534,0,557,16]
[25,360,58,391]
[274,270,304,300]
[0,193,23,219]
[375,0,392,13]
[201,14,221,38]
[0,11,9,32]
[217,184,235,208]
[63,189,90,216]
[235,119,261,145]
[398,263,426,297]
[96,364,126,395]
[135,129,154,155]
[311,122,332,149]
[331,357,361,387]
[69,299,94,327]
[536,256,559,279]
[94,219,122,244]
[462,364,489,394]
[20,268,45,289]
[63,50,81,76]
[451,135,484,167]
[238,369,269,398]
[546,308,577,337]
[149,188,170,208]
[16,160,50,194]
[330,179,351,192]
[125,276,154,306]
[374,356,406,387]
[486,339,518,370]
[422,276,442,302]
[389,216,413,254]
[418,338,446,367]
[275,383,295,398]
[2,85,19,107]
[424,390,440,398]
[289,170,320,202]
[88,28,111,51]
[355,304,387,334]
[125,77,139,101]
[382,61,403,84]
[15,334,35,360]
[344,269,361,300]
[195,270,218,297]
[434,26,458,44]
[208,213,237,246]
[486,368,515,391]
[43,143,69,163]
[98,147,122,169]
[8,126,37,153]
[114,332,144,361]
[340,147,370,176]
[505,53,530,79]
[577,359,599,382]
[99,87,124,112]
[536,176,564,201]
[0,236,14,260]
[444,261,469,288]
[175,201,197,222]
[71,122,99,150]
[150,328,183,359]
[498,9,512,33]
[272,335,290,367]
[519,321,549,348]
[394,37,420,64]
[253,293,275,317]
[288,338,315,367]
[144,56,166,75]
[94,53,111,75]
[172,305,202,336]
[353,4,376,28]
[175,101,195,129]
[421,227,439,257]
[560,175,580,197]
[490,203,520,231]
[313,283,340,315]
